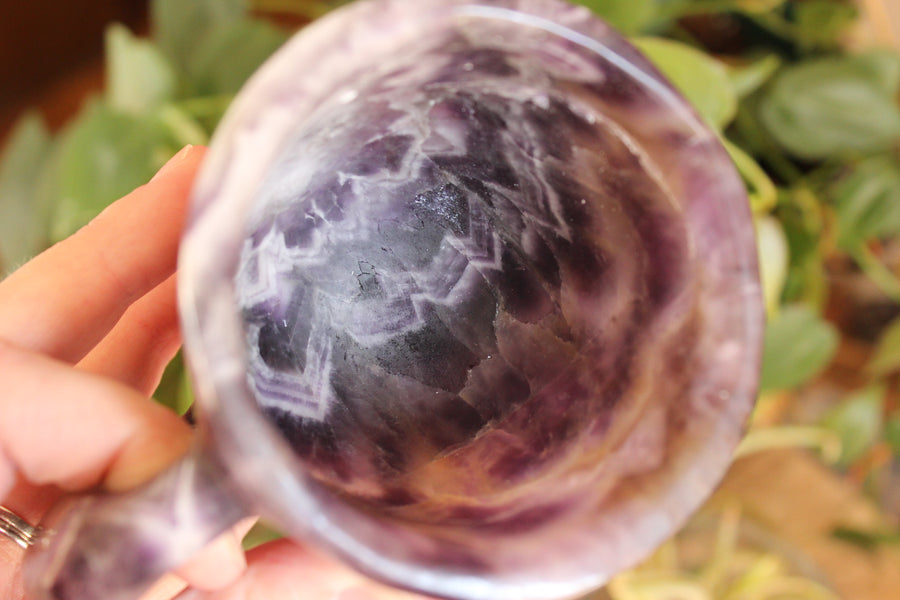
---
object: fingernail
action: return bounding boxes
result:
[151,145,195,183]
[175,527,247,591]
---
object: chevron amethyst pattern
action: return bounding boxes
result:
[238,27,711,517]
[211,0,761,595]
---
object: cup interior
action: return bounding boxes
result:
[179,1,763,598]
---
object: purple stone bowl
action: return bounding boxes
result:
[23,1,763,599]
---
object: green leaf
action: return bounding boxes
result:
[186,19,289,96]
[32,139,65,244]
[0,113,52,274]
[853,49,900,97]
[50,101,172,241]
[733,0,787,12]
[157,104,212,147]
[724,138,777,214]
[758,52,900,160]
[151,0,248,74]
[242,522,283,550]
[574,0,656,34]
[106,24,177,115]
[154,353,184,412]
[776,187,828,309]
[760,303,839,391]
[729,54,781,99]
[171,94,235,135]
[755,215,789,316]
[793,0,859,51]
[868,315,900,377]
[833,526,900,550]
[155,353,195,416]
[849,244,900,305]
[659,0,786,20]
[732,101,803,184]
[830,155,900,249]
[821,385,884,466]
[886,413,900,456]
[252,0,348,20]
[633,37,738,129]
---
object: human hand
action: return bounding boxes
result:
[0,146,430,600]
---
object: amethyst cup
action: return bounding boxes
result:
[22,0,763,599]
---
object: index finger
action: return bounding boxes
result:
[0,145,206,363]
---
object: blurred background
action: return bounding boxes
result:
[0,0,149,140]
[2,1,900,599]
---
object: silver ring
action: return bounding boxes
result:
[0,505,40,549]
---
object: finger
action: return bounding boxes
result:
[78,275,181,397]
[139,574,188,600]
[0,479,60,599]
[0,449,13,505]
[185,540,434,600]
[0,145,206,363]
[0,341,192,496]
[173,518,256,591]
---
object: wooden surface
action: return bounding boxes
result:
[718,450,900,600]
[0,0,147,141]
[855,0,900,49]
